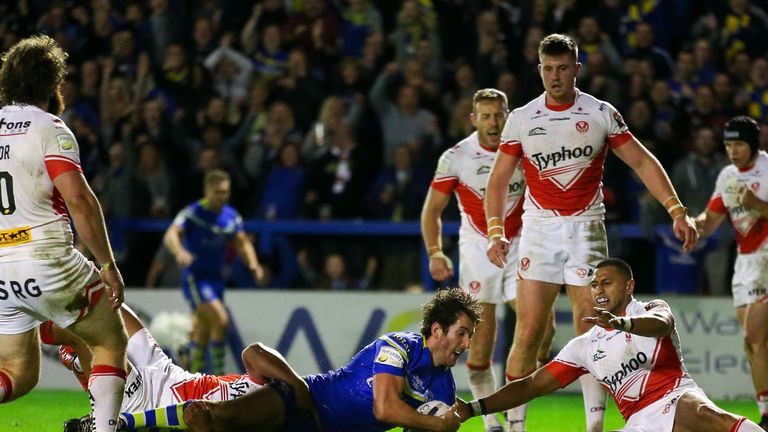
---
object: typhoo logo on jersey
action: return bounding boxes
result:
[0,118,31,135]
[530,145,594,170]
[600,351,648,393]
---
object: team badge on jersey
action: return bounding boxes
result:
[375,346,404,368]
[520,257,530,271]
[468,281,481,294]
[575,121,589,134]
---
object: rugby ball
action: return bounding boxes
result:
[403,400,451,432]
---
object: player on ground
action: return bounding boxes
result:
[0,35,127,432]
[164,169,263,375]
[162,288,479,432]
[458,258,764,432]
[484,33,699,431]
[695,116,768,429]
[421,88,555,431]
[47,305,284,431]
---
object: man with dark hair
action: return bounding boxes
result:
[163,169,264,375]
[457,258,764,432]
[484,33,699,431]
[145,288,480,432]
[421,88,554,431]
[695,116,768,428]
[0,35,128,432]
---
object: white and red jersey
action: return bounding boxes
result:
[0,105,80,260]
[706,150,768,254]
[121,364,263,412]
[544,298,693,421]
[499,89,632,218]
[431,132,525,243]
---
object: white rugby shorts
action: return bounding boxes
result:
[618,382,707,432]
[0,248,103,334]
[460,236,519,304]
[517,217,607,286]
[732,251,768,308]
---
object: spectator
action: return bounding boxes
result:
[203,34,254,104]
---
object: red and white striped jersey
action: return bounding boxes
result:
[0,105,80,260]
[431,132,525,242]
[499,89,633,218]
[544,298,692,421]
[707,150,768,254]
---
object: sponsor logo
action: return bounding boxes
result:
[530,145,594,171]
[613,110,626,128]
[598,103,606,111]
[469,281,481,293]
[124,373,143,398]
[644,301,660,311]
[56,134,76,152]
[477,165,491,175]
[388,334,412,355]
[576,121,589,133]
[0,118,31,135]
[549,117,571,121]
[625,333,632,343]
[375,346,404,368]
[592,349,606,361]
[520,257,530,271]
[600,352,648,393]
[0,226,31,246]
[748,287,767,298]
[663,396,679,414]
[528,127,547,136]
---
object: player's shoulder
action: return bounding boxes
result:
[511,94,545,116]
[378,331,421,355]
[444,133,478,156]
[632,298,671,314]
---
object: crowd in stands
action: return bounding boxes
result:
[3,0,768,291]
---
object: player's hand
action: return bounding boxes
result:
[673,215,699,253]
[100,265,125,311]
[175,249,195,267]
[741,189,761,210]
[182,400,214,432]
[583,307,623,330]
[429,253,454,282]
[486,237,510,269]
[453,399,472,423]
[251,263,265,284]
[438,406,462,432]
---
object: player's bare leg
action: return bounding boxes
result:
[0,329,41,403]
[504,300,556,431]
[673,391,763,431]
[567,283,607,432]
[192,300,229,375]
[506,280,560,430]
[68,292,128,432]
[184,386,285,431]
[737,303,768,428]
[466,303,502,432]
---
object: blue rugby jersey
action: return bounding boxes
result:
[305,331,456,432]
[171,200,243,280]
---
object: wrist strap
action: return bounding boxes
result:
[100,261,116,272]
[617,317,634,332]
[469,399,486,417]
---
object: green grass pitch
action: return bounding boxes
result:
[0,389,759,431]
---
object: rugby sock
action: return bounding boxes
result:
[756,391,768,417]
[89,365,126,432]
[211,341,225,376]
[467,362,502,431]
[579,374,606,432]
[189,341,205,373]
[505,371,531,431]
[120,401,191,430]
[0,370,12,403]
[730,417,764,431]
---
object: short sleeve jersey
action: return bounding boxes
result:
[543,298,693,421]
[305,331,456,432]
[499,90,633,218]
[171,201,244,280]
[706,150,768,254]
[430,132,525,242]
[0,105,82,259]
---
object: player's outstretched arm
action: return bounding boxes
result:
[612,139,699,252]
[53,170,124,309]
[421,188,454,282]
[163,224,194,268]
[583,300,674,338]
[459,367,560,420]
[233,231,265,283]
[241,342,313,412]
[373,373,461,432]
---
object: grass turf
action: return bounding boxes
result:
[0,389,759,431]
